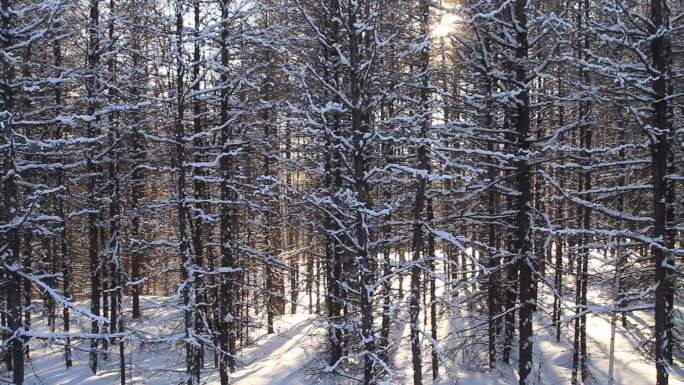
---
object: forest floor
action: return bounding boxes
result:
[9,252,684,384]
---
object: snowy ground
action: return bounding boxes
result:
[8,251,683,384]
[20,299,327,385]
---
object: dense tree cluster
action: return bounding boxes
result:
[0,0,681,384]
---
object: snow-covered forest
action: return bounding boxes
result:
[0,0,682,384]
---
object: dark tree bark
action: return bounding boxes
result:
[378,100,395,362]
[190,0,206,366]
[262,63,284,334]
[52,37,73,368]
[502,109,516,365]
[0,2,23,381]
[285,128,299,316]
[572,3,591,383]
[218,2,237,382]
[510,0,534,383]
[552,77,565,343]
[347,2,376,382]
[129,41,144,320]
[408,1,433,383]
[22,233,32,359]
[104,17,125,374]
[316,0,351,372]
[487,144,499,369]
[86,0,102,374]
[650,1,675,384]
[323,121,344,367]
[480,34,498,370]
[426,199,438,380]
[174,2,200,383]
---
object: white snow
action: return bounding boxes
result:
[11,250,683,384]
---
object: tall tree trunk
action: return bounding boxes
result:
[0,1,23,379]
[106,0,120,346]
[174,2,200,383]
[608,166,628,385]
[52,37,73,368]
[378,97,395,361]
[572,3,591,383]
[348,2,375,381]
[129,26,145,320]
[324,126,344,367]
[105,35,125,379]
[502,108,517,365]
[409,1,432,383]
[218,2,237,382]
[320,18,345,358]
[263,73,283,334]
[511,1,534,383]
[190,0,205,366]
[552,79,565,342]
[427,199,438,380]
[22,233,32,359]
[487,150,499,369]
[482,38,498,369]
[86,0,101,374]
[650,1,674,384]
[285,126,298,315]
[109,141,125,385]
